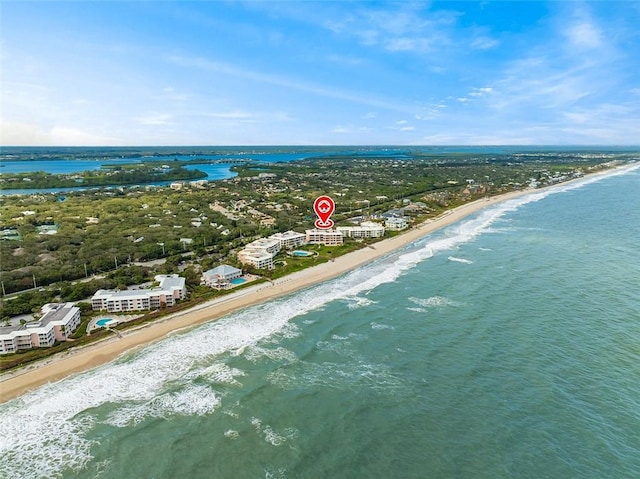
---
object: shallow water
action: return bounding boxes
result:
[1,164,639,479]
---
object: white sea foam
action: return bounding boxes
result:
[370,322,394,330]
[409,296,459,308]
[3,163,637,478]
[267,358,403,394]
[406,307,427,313]
[244,345,298,363]
[345,295,377,309]
[448,256,473,264]
[251,417,297,447]
[224,429,240,439]
[265,467,289,479]
[104,384,221,427]
[184,362,245,386]
[0,410,95,479]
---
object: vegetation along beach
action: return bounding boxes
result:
[2,1,640,477]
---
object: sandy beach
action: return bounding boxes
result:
[0,185,582,403]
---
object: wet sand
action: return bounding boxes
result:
[0,187,561,403]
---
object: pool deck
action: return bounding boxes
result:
[87,314,143,334]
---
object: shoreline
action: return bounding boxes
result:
[0,164,633,403]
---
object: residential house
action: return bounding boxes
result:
[202,265,243,289]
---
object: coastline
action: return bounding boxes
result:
[0,164,631,403]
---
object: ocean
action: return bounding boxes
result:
[1,164,639,478]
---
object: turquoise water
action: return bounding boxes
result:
[1,164,639,478]
[292,250,314,257]
[96,319,113,327]
[230,278,246,285]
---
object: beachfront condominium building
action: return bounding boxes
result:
[305,229,344,246]
[0,303,81,354]
[337,221,385,239]
[269,230,306,249]
[202,265,243,289]
[384,216,409,231]
[91,274,187,312]
[237,238,281,270]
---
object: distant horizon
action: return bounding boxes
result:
[0,143,640,154]
[0,143,640,149]
[2,2,639,146]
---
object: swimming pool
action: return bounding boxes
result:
[292,250,313,257]
[96,318,113,327]
[230,278,246,285]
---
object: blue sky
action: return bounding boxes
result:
[2,1,639,146]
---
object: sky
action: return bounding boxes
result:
[1,1,639,146]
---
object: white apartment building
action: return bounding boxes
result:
[337,221,385,239]
[91,274,187,312]
[305,229,344,246]
[237,250,275,269]
[269,230,306,249]
[0,303,81,354]
[237,238,281,270]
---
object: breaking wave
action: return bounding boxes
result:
[1,163,636,479]
[448,256,473,264]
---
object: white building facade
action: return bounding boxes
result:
[337,221,385,239]
[91,275,187,312]
[305,229,344,246]
[0,303,81,354]
[385,216,409,231]
[238,238,281,270]
[269,230,306,249]
[202,265,243,289]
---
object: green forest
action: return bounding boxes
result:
[1,150,632,320]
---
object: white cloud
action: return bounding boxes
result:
[158,87,192,103]
[167,55,417,114]
[0,121,122,146]
[326,54,366,66]
[565,21,603,49]
[49,127,120,146]
[320,3,457,53]
[468,87,493,97]
[204,111,255,120]
[0,120,50,146]
[387,120,415,131]
[471,36,499,50]
[385,37,417,52]
[133,113,174,126]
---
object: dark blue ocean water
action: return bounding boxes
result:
[1,164,638,479]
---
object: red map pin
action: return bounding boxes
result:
[313,195,335,229]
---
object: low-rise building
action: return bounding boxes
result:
[0,303,81,354]
[337,221,385,239]
[202,265,243,289]
[305,229,344,246]
[91,274,186,312]
[385,216,409,231]
[238,250,275,269]
[269,230,306,249]
[238,238,281,270]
